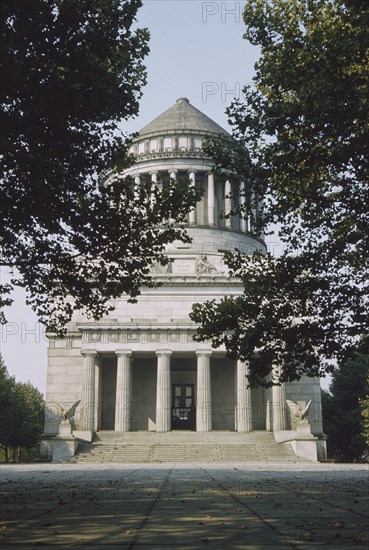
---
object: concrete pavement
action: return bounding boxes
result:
[1,463,368,549]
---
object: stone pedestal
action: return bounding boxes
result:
[296,422,312,435]
[52,421,79,462]
[290,435,318,462]
[273,422,325,462]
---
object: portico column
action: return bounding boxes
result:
[80,350,97,431]
[115,350,132,432]
[272,364,287,431]
[196,350,212,431]
[236,360,252,432]
[156,350,172,432]
[224,180,232,229]
[188,171,197,224]
[207,173,215,226]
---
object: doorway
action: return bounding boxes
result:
[100,361,117,430]
[171,384,195,430]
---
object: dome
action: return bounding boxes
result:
[138,97,230,138]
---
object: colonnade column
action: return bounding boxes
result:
[251,190,257,233]
[134,175,141,205]
[196,350,212,431]
[115,350,132,432]
[239,180,248,233]
[156,350,172,432]
[236,360,252,432]
[80,350,97,431]
[224,180,232,229]
[188,171,197,224]
[272,364,287,431]
[150,172,158,209]
[207,173,215,226]
[168,170,177,223]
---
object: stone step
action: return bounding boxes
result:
[65,432,309,463]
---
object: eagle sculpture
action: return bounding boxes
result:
[55,400,81,423]
[286,399,312,422]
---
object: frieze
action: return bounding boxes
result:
[82,328,196,344]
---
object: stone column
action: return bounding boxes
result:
[188,171,197,225]
[134,175,141,204]
[236,360,252,432]
[196,350,212,431]
[251,190,257,233]
[207,173,215,226]
[272,364,287,431]
[239,180,247,233]
[168,170,177,223]
[80,350,97,431]
[224,180,232,229]
[156,350,172,432]
[115,350,132,432]
[150,171,158,209]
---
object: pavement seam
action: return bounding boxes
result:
[126,464,175,549]
[1,468,141,524]
[240,468,369,519]
[199,465,302,549]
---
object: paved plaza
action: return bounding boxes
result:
[0,463,368,549]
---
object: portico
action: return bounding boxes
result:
[78,342,279,434]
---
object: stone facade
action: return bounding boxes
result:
[42,98,325,459]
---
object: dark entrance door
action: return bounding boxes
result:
[101,362,117,430]
[171,384,195,430]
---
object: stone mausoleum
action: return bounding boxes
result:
[42,98,326,461]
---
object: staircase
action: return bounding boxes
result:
[66,431,309,463]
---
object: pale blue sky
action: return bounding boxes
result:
[0,1,330,393]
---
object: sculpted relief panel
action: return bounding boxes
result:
[82,329,195,345]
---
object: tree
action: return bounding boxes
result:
[360,380,369,449]
[0,354,16,462]
[321,341,369,462]
[0,355,44,462]
[0,0,198,334]
[191,0,369,385]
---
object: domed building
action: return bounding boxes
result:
[42,98,326,461]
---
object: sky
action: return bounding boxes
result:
[0,1,331,394]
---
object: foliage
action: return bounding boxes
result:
[360,379,369,449]
[0,0,198,334]
[321,340,369,462]
[0,355,45,462]
[0,354,16,460]
[192,0,369,383]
